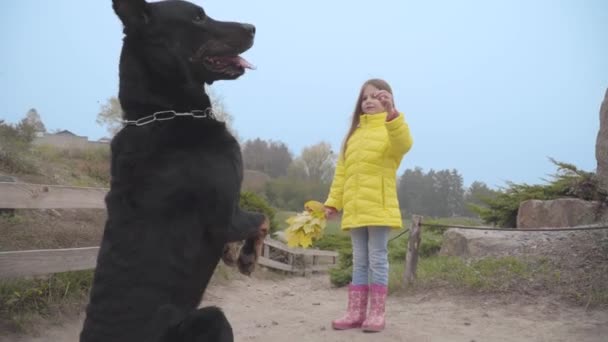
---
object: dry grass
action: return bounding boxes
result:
[0,270,93,334]
[30,145,110,187]
[0,209,106,252]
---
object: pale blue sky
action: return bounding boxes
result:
[1,0,607,188]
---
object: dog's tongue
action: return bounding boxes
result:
[214,56,256,70]
[235,56,256,70]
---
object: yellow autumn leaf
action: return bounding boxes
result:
[283,200,328,249]
[286,213,308,226]
[304,200,325,214]
[302,223,315,234]
[286,231,299,248]
[299,234,313,248]
[314,213,326,220]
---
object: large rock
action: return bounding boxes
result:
[439,228,608,264]
[517,198,607,229]
[596,88,608,192]
[440,229,526,258]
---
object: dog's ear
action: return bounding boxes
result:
[112,0,149,29]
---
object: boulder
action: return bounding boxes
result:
[596,88,608,193]
[439,227,608,264]
[517,198,607,229]
[440,229,530,258]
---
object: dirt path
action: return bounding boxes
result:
[4,275,607,342]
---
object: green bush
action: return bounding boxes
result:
[313,233,351,251]
[330,263,353,287]
[239,191,278,234]
[472,159,605,227]
[328,243,354,288]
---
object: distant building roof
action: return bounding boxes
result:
[54,130,77,136]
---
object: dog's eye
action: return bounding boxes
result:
[194,10,206,22]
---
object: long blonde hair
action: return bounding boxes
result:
[340,78,394,157]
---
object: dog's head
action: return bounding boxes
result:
[112,0,255,86]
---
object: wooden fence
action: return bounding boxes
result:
[403,215,422,286]
[0,182,337,279]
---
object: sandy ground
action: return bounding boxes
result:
[3,274,607,342]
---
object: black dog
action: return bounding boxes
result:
[79,1,267,341]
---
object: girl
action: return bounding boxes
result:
[324,78,413,332]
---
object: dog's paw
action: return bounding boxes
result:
[237,249,257,276]
[260,216,270,234]
[221,242,240,267]
[256,217,270,248]
[236,216,270,276]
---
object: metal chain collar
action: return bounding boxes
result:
[122,108,216,127]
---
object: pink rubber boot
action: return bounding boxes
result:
[361,284,387,332]
[331,284,369,330]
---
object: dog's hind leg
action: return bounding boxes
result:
[221,242,241,267]
[165,306,234,342]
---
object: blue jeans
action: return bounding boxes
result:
[350,226,391,286]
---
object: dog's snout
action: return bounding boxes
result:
[242,23,255,36]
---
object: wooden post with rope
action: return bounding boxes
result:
[404,215,423,286]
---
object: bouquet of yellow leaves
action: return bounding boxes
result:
[284,200,327,248]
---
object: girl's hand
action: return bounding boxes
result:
[324,206,338,220]
[373,90,394,113]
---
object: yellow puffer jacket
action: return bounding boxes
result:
[325,112,413,230]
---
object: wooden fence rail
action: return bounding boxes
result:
[0,247,100,279]
[0,182,107,209]
[0,182,338,279]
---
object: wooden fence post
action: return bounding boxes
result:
[404,215,423,286]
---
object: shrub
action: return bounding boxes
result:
[472,158,605,227]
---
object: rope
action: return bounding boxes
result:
[419,222,608,232]
[388,228,409,242]
[384,222,608,243]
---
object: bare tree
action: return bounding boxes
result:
[287,158,309,180]
[24,108,46,133]
[96,97,123,137]
[299,141,336,183]
[95,89,236,138]
[207,86,240,140]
